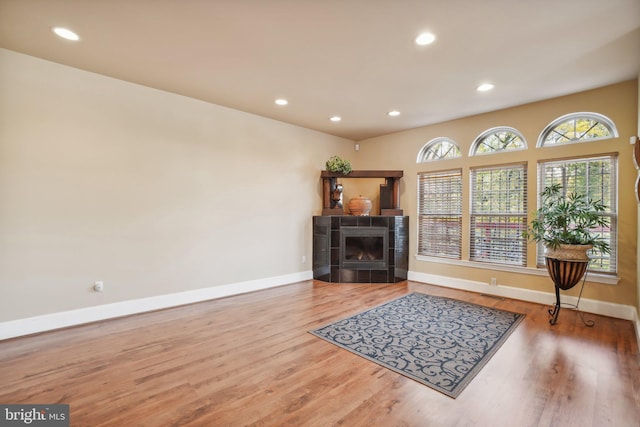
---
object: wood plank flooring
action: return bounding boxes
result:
[1,280,639,426]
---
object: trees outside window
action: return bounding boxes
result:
[538,156,617,273]
[417,137,461,162]
[538,113,618,147]
[470,164,527,266]
[417,170,462,259]
[471,127,526,155]
[414,112,617,274]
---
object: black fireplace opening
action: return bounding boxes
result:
[345,236,384,261]
[340,226,388,269]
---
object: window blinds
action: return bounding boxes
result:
[470,164,527,266]
[537,155,617,274]
[417,170,462,259]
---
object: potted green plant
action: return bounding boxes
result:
[525,183,610,258]
[524,183,610,291]
[525,183,611,324]
[325,155,352,175]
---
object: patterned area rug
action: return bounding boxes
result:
[310,292,524,398]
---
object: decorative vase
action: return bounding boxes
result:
[348,195,372,216]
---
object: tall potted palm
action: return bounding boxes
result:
[525,183,610,272]
[524,183,610,324]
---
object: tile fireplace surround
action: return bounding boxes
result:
[313,215,408,283]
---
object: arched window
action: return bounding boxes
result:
[537,112,618,147]
[417,137,461,162]
[470,127,526,155]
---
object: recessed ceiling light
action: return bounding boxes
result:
[415,32,436,46]
[388,110,401,117]
[330,116,342,122]
[477,83,495,92]
[275,98,288,106]
[52,27,80,41]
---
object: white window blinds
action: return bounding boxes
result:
[417,170,462,259]
[470,164,527,266]
[538,155,617,273]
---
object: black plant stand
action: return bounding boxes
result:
[545,257,594,327]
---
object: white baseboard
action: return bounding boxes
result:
[408,271,640,354]
[0,271,313,341]
[3,269,638,353]
[408,271,638,321]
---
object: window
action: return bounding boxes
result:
[417,137,461,162]
[417,170,462,259]
[470,164,527,266]
[538,112,618,147]
[470,127,526,155]
[538,156,617,273]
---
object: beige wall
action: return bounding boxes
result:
[637,72,640,316]
[357,80,639,309]
[1,47,638,324]
[0,49,353,321]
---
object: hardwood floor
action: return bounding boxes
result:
[1,280,639,426]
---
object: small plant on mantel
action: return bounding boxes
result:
[325,155,352,175]
[524,183,610,258]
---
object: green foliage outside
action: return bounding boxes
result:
[544,118,611,145]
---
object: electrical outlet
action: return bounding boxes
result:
[94,281,104,292]
[301,255,306,264]
[490,278,497,286]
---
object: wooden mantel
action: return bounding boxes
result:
[320,170,403,179]
[321,170,403,216]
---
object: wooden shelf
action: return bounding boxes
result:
[320,170,403,179]
[321,170,403,216]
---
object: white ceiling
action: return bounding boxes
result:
[1,0,639,141]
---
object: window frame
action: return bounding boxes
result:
[417,169,463,259]
[537,112,619,147]
[536,154,617,274]
[469,163,528,266]
[470,126,527,156]
[417,137,462,162]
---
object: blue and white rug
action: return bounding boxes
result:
[310,292,524,398]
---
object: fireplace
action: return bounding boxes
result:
[313,215,408,283]
[340,227,388,269]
